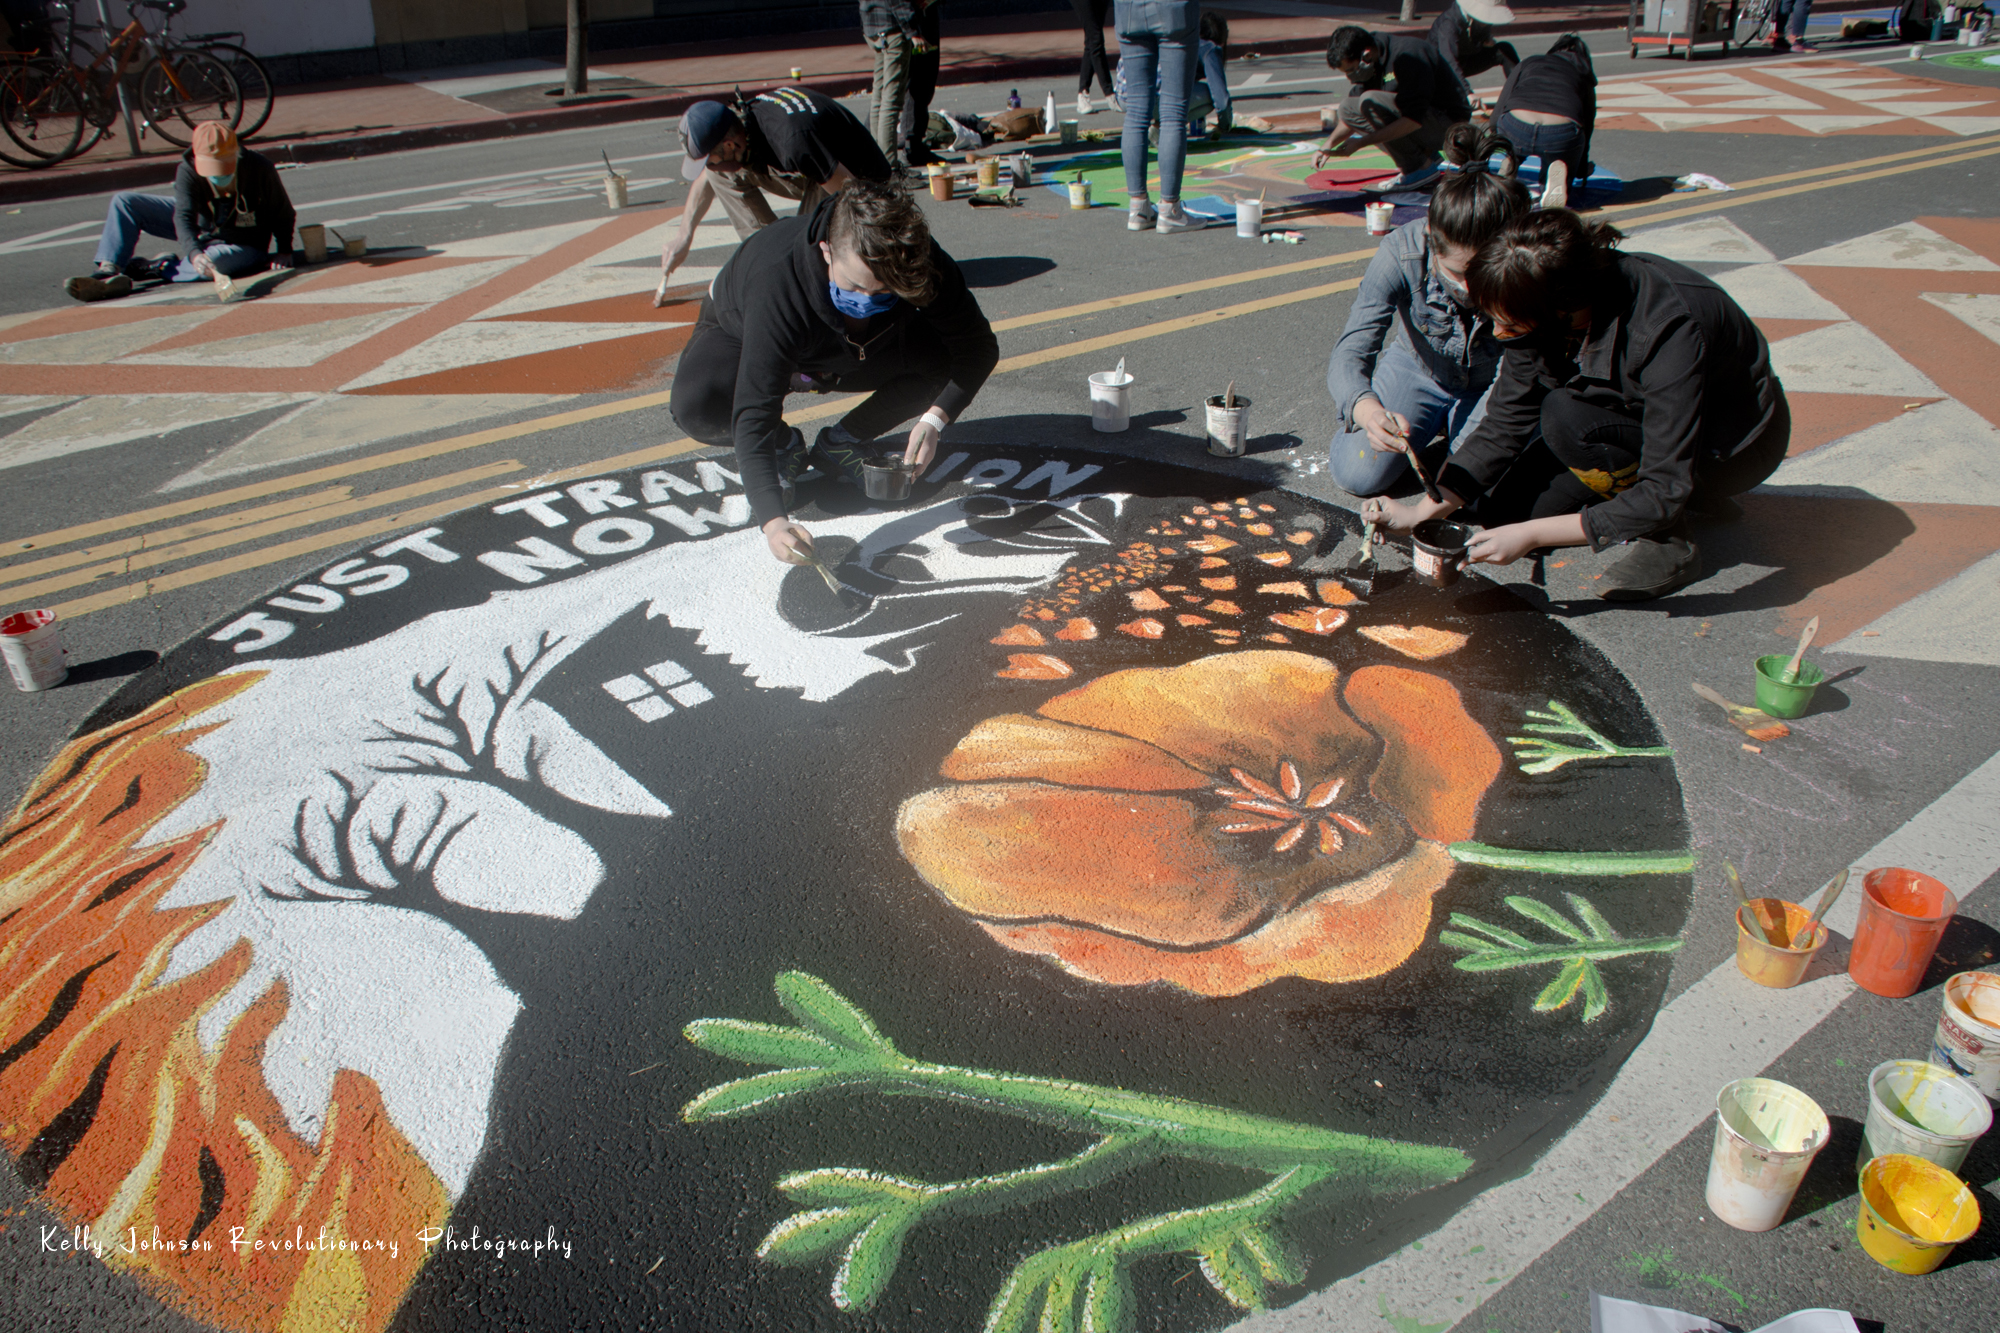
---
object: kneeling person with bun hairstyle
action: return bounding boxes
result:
[668,179,1000,566]
[1361,209,1789,601]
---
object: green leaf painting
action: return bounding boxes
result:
[1507,700,1673,775]
[682,972,1471,1332]
[1439,893,1682,1022]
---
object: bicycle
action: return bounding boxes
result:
[1737,0,1780,44]
[0,52,86,167]
[53,0,240,154]
[151,8,273,140]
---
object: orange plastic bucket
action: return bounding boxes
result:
[1735,899,1826,989]
[1848,868,1956,998]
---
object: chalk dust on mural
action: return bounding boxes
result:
[897,651,1505,995]
[0,675,447,1333]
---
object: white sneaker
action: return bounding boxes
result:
[1128,198,1157,231]
[1539,160,1570,211]
[1157,200,1207,232]
[1078,90,1094,116]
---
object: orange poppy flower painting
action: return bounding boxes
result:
[899,652,1504,994]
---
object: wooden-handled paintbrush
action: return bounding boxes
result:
[1692,683,1791,741]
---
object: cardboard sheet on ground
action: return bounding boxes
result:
[1591,1292,1860,1333]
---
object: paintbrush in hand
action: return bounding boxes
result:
[1387,417,1444,504]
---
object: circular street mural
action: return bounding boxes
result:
[0,446,1691,1333]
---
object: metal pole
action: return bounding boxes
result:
[96,0,141,155]
[1400,0,1418,20]
[565,0,589,97]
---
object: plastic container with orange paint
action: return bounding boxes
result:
[1735,898,1826,989]
[1849,868,1957,998]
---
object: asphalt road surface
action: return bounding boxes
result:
[1,28,1998,1333]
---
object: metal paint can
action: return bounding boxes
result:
[1858,1059,1992,1177]
[1410,519,1472,588]
[1365,200,1395,235]
[1068,179,1091,210]
[1,608,68,691]
[1705,1077,1828,1232]
[1932,971,2000,1096]
[978,158,1000,187]
[1204,395,1250,457]
[1060,119,1080,145]
[1010,153,1033,186]
[862,456,916,503]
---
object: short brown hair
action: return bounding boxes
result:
[826,180,938,306]
[1466,208,1623,329]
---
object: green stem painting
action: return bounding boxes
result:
[682,972,1471,1332]
[1439,893,1683,1022]
[1507,700,1674,775]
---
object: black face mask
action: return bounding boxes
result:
[1351,56,1382,84]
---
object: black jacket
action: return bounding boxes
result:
[1353,31,1473,124]
[1442,251,1783,549]
[705,197,999,526]
[171,147,295,261]
[1494,37,1597,173]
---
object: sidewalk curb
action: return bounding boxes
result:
[2,2,1894,205]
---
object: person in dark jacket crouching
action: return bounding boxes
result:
[669,178,999,565]
[1361,209,1789,601]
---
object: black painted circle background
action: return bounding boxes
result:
[83,449,1690,1333]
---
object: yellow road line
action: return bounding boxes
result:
[995,276,1365,373]
[990,247,1376,331]
[1610,140,2000,231]
[1604,130,2000,213]
[0,488,354,590]
[12,462,520,605]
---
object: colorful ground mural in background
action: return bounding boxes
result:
[0,448,1691,1332]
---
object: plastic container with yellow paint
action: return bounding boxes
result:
[1856,1154,1980,1275]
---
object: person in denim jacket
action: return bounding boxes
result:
[1325,126,1530,496]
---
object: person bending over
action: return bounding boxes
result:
[1326,126,1530,498]
[1315,24,1471,193]
[1489,32,1596,210]
[655,89,891,304]
[1428,0,1519,112]
[668,179,999,565]
[64,122,296,303]
[1361,209,1789,601]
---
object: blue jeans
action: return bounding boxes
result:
[1327,339,1494,496]
[95,192,266,282]
[1494,112,1586,178]
[1115,1,1197,201]
[1775,0,1813,38]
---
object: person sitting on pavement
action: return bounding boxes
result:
[1315,24,1472,194]
[1360,209,1791,602]
[654,89,892,305]
[1326,125,1530,499]
[1428,0,1519,113]
[64,121,296,303]
[667,179,999,566]
[1488,32,1596,211]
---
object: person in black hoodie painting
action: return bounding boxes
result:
[669,179,1000,565]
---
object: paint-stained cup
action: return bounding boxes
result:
[1705,1077,1829,1232]
[1735,899,1826,989]
[1,608,67,691]
[343,236,366,258]
[861,455,916,503]
[1088,370,1132,433]
[1204,395,1250,457]
[1859,1059,1992,1177]
[930,172,954,202]
[1856,1154,1980,1274]
[1932,971,2000,1096]
[605,173,628,209]
[1010,153,1034,186]
[1410,519,1473,589]
[1060,119,1080,144]
[298,223,327,264]
[1850,868,1956,998]
[1753,654,1823,719]
[978,158,1000,187]
[1365,200,1395,235]
[1235,199,1262,238]
[1068,179,1091,210]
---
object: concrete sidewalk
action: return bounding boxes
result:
[2,0,1652,202]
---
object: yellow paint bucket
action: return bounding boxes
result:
[1855,1153,1980,1274]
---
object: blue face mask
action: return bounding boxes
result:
[206,173,235,190]
[828,280,898,319]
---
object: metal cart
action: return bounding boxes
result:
[1628,0,1743,57]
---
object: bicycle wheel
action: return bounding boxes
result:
[202,42,271,139]
[0,58,85,167]
[137,49,239,147]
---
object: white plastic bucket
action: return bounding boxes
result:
[605,173,628,208]
[1088,371,1131,432]
[1204,395,1250,457]
[1365,201,1394,235]
[1933,971,2000,1096]
[2,608,68,691]
[1235,199,1262,239]
[1860,1059,1993,1176]
[298,223,327,264]
[1705,1077,1829,1232]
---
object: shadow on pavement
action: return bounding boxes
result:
[959,255,1057,286]
[54,649,159,688]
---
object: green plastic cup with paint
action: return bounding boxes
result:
[1856,1154,1980,1275]
[1858,1058,1992,1177]
[1704,1077,1828,1232]
[1752,654,1823,719]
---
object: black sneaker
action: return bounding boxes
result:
[1686,492,1744,526]
[64,269,133,302]
[1597,530,1702,601]
[812,425,871,486]
[124,255,175,282]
